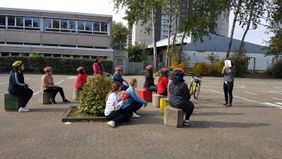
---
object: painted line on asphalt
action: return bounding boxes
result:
[263,102,282,109]
[66,76,76,79]
[272,97,282,101]
[209,89,281,109]
[33,90,41,96]
[269,91,282,95]
[275,102,282,106]
[56,80,64,85]
[242,91,258,95]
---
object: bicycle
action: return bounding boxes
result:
[188,73,202,100]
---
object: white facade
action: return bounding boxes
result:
[183,51,274,71]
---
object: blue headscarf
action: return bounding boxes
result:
[172,73,184,85]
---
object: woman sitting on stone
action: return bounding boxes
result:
[157,67,169,96]
[168,68,194,126]
[8,60,33,112]
[41,67,70,104]
[112,66,128,91]
[143,64,157,92]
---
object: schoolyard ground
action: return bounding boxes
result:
[0,74,281,159]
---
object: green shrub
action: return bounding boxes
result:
[230,50,248,76]
[192,62,212,76]
[0,57,113,74]
[212,60,224,76]
[79,75,112,115]
[267,58,282,78]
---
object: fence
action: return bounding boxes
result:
[127,62,144,75]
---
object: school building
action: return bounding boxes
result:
[0,7,113,60]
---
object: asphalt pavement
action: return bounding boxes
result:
[0,74,281,159]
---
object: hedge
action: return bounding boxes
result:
[0,56,113,75]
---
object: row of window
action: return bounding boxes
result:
[0,52,108,59]
[0,15,109,34]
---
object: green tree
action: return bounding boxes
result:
[113,0,164,70]
[127,43,148,62]
[238,0,267,53]
[177,0,229,63]
[112,22,129,49]
[266,0,282,58]
[226,0,244,59]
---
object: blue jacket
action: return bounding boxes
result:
[112,72,124,84]
[8,69,26,94]
[120,86,147,109]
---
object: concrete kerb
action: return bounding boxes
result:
[62,106,107,122]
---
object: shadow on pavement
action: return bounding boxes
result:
[189,120,270,129]
[30,108,67,113]
[193,111,244,116]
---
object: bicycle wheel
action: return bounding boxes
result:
[194,83,201,99]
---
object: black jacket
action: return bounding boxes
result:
[143,71,155,88]
[169,82,190,107]
[8,69,26,94]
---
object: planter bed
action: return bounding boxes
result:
[62,106,106,122]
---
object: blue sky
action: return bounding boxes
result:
[0,0,272,46]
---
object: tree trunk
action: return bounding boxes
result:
[178,31,187,64]
[239,0,255,53]
[170,2,181,66]
[152,7,158,70]
[226,0,242,59]
[165,15,172,67]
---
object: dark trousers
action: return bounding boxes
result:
[106,110,133,124]
[159,89,167,96]
[149,86,157,93]
[223,82,234,104]
[13,88,33,108]
[44,86,65,100]
[171,100,194,120]
[122,101,143,113]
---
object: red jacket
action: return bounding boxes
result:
[75,73,88,90]
[157,76,168,94]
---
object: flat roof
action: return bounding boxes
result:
[0,7,112,18]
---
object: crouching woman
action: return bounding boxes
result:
[104,82,133,128]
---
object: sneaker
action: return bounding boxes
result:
[223,103,228,106]
[183,120,191,126]
[107,121,116,128]
[18,107,29,112]
[63,99,70,103]
[227,103,232,107]
[50,99,57,104]
[132,112,141,118]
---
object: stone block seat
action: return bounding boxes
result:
[4,93,19,111]
[164,106,183,127]
[41,92,53,104]
[160,97,169,114]
[152,94,166,108]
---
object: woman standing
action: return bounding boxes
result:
[157,68,169,96]
[93,57,104,76]
[222,61,235,107]
[8,60,33,112]
[41,67,70,104]
[143,64,157,92]
[168,68,194,126]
